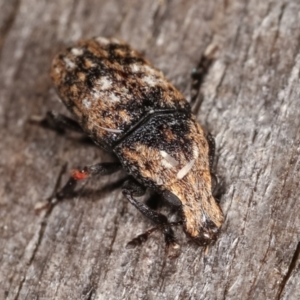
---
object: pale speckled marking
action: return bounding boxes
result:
[71,47,84,56]
[192,143,199,160]
[82,98,91,109]
[97,125,123,133]
[109,92,121,102]
[90,119,122,134]
[130,64,142,73]
[63,57,76,70]
[95,36,110,45]
[160,150,179,168]
[95,77,113,90]
[142,75,159,87]
[177,159,195,179]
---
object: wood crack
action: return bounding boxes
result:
[269,2,287,66]
[276,241,300,300]
[13,275,25,300]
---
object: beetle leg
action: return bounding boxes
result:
[190,44,218,111]
[56,162,122,200]
[206,132,218,195]
[122,179,179,254]
[30,111,83,133]
[204,132,224,198]
[205,132,215,172]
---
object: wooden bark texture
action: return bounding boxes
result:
[1,0,300,299]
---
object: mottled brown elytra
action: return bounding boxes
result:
[38,37,223,256]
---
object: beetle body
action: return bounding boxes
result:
[51,37,223,244]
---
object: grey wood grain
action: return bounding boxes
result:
[1,0,299,299]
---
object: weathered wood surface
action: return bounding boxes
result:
[1,0,300,299]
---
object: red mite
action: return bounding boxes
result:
[45,37,223,252]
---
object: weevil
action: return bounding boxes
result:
[40,37,224,252]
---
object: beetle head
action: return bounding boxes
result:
[190,219,221,246]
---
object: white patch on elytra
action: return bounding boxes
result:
[71,48,83,56]
[130,64,142,73]
[91,120,122,133]
[109,93,119,102]
[95,37,110,45]
[91,89,119,103]
[63,57,76,69]
[193,144,199,159]
[160,150,179,168]
[97,125,122,133]
[142,75,157,86]
[96,77,112,90]
[177,160,195,179]
[82,98,91,109]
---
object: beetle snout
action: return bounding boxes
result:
[192,220,221,246]
[193,230,218,246]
